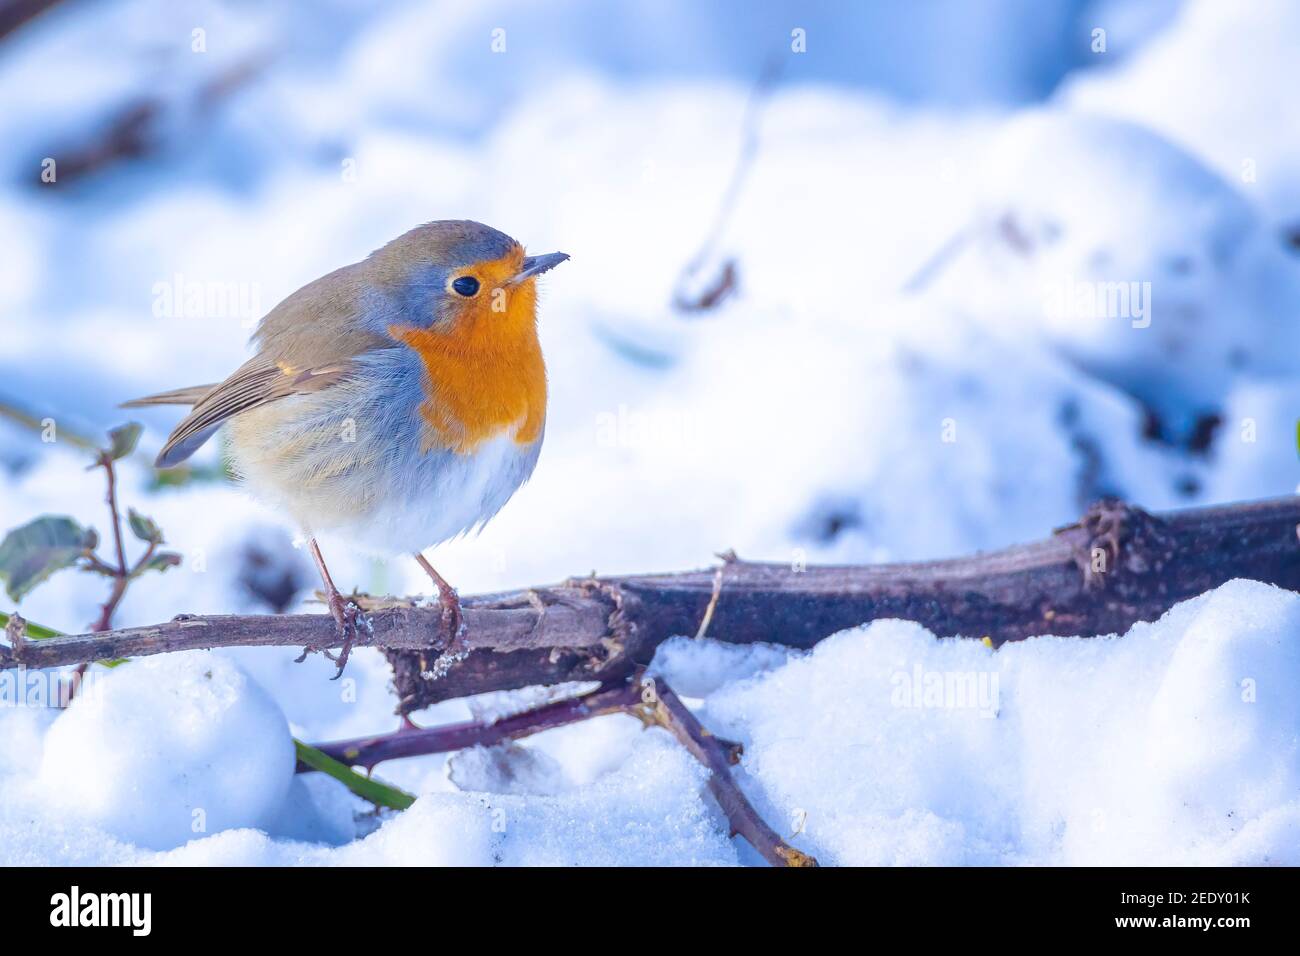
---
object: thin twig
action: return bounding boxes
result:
[901,225,972,294]
[93,451,130,633]
[65,452,133,698]
[304,676,815,867]
[306,681,638,772]
[0,0,71,42]
[671,54,784,314]
[694,551,734,639]
[638,678,816,867]
[130,540,157,576]
[58,447,161,696]
[0,394,99,452]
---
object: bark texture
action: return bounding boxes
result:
[5,497,1299,716]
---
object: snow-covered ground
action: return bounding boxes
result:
[4,580,1297,865]
[1,0,1298,865]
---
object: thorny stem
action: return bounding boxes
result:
[303,676,818,867]
[308,682,641,771]
[70,453,145,699]
[13,497,1300,701]
[637,678,817,867]
[367,494,1300,720]
[81,553,119,577]
[93,451,130,633]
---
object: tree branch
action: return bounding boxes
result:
[306,681,641,772]
[639,678,816,867]
[0,0,68,42]
[304,676,817,867]
[5,496,1300,716]
[85,451,132,636]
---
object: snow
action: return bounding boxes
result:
[705,579,1300,866]
[35,652,295,851]
[2,0,1300,866]
[1063,0,1300,225]
[4,580,1297,866]
[931,109,1300,441]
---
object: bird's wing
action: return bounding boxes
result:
[144,258,393,468]
[121,384,219,407]
[154,359,349,468]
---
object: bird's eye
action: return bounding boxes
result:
[452,275,480,297]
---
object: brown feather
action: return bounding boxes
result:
[147,234,414,468]
[120,384,217,408]
[155,360,349,467]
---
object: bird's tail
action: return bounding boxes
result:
[120,384,217,408]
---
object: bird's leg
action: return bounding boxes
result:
[413,551,465,652]
[298,537,363,679]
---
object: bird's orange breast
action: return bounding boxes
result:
[389,272,547,455]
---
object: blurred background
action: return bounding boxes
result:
[2,0,1299,640]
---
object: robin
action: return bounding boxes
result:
[125,220,568,676]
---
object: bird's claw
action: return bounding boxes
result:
[328,596,366,680]
[295,592,367,679]
[412,553,468,679]
[438,585,466,655]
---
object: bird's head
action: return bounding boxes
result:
[370,220,568,344]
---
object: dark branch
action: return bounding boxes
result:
[0,0,67,42]
[93,452,130,633]
[640,678,816,867]
[305,681,640,772]
[6,496,1300,717]
[303,676,817,867]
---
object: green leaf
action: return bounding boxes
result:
[294,740,416,811]
[148,461,232,489]
[105,422,143,462]
[133,551,181,577]
[127,508,164,545]
[0,516,97,602]
[0,610,63,641]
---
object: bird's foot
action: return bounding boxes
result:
[295,588,368,679]
[413,552,467,657]
[437,583,466,655]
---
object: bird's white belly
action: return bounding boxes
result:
[346,430,539,554]
[226,349,543,557]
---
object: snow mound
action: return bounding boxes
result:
[4,580,1298,866]
[337,730,736,866]
[942,110,1300,439]
[143,730,733,867]
[37,652,295,851]
[1064,0,1300,223]
[648,635,798,698]
[705,578,1300,866]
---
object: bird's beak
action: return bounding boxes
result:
[509,251,570,285]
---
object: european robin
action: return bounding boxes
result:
[125,220,568,675]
